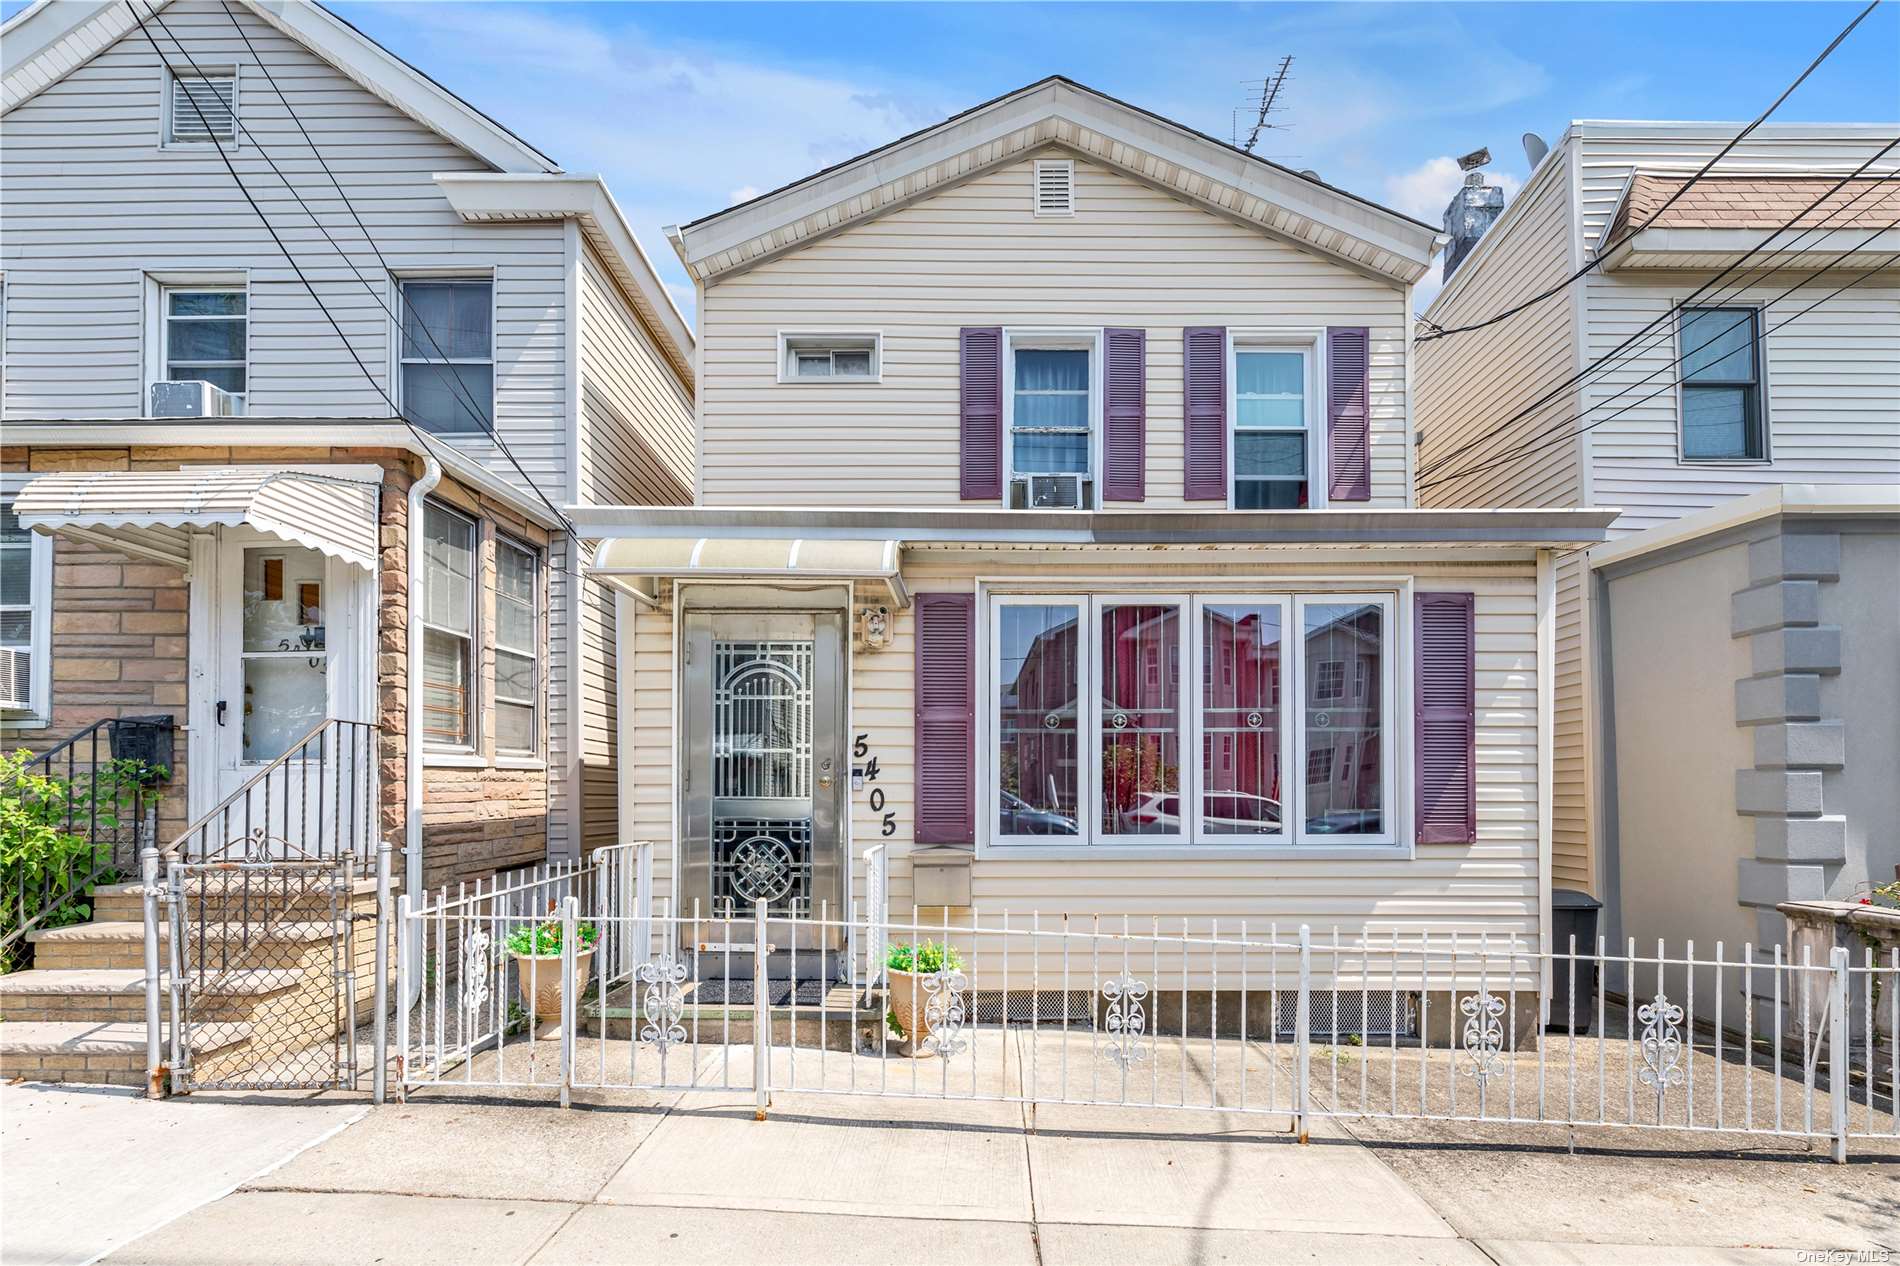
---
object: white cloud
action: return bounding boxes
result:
[1384,155,1522,223]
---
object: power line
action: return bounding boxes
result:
[1416,0,1883,345]
[1417,235,1900,493]
[1415,152,1900,482]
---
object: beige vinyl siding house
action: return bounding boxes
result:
[1411,121,1900,951]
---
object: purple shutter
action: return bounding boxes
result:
[914,592,976,847]
[1102,327,1146,501]
[1326,326,1372,502]
[959,327,1004,500]
[1183,326,1227,500]
[1415,591,1476,845]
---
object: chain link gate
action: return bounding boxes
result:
[166,850,364,1092]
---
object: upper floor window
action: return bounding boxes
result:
[163,288,248,401]
[166,70,237,145]
[780,333,878,382]
[1008,339,1095,509]
[420,501,477,749]
[1680,307,1764,461]
[1232,344,1313,508]
[401,279,494,434]
[494,537,540,756]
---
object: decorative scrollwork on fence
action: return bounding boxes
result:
[460,928,491,1018]
[637,956,690,1053]
[1101,974,1151,1070]
[1460,991,1507,1081]
[1637,994,1686,1106]
[922,967,969,1058]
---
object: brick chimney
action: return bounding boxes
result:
[1442,171,1505,282]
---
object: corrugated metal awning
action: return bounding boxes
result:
[14,467,381,571]
[588,536,906,606]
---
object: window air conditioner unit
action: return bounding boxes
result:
[0,647,32,712]
[150,380,242,418]
[1009,473,1090,510]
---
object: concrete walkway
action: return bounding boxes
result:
[7,1033,1896,1265]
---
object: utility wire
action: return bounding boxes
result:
[1415,151,1900,482]
[1416,0,1883,345]
[1417,234,1900,492]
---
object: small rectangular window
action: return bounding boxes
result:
[779,333,879,382]
[164,288,248,399]
[168,70,236,144]
[1008,342,1094,509]
[1680,307,1763,461]
[401,279,494,434]
[494,537,539,756]
[420,501,477,748]
[1233,346,1311,508]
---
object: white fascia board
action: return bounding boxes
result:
[436,172,694,378]
[1571,120,1900,142]
[676,80,1438,279]
[1590,484,1900,570]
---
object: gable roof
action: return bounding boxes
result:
[1,0,560,174]
[669,76,1442,287]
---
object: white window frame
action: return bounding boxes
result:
[980,584,1404,854]
[493,534,540,758]
[0,476,55,727]
[396,274,497,435]
[1003,328,1102,511]
[419,499,479,754]
[1227,332,1326,510]
[144,273,250,414]
[1675,303,1770,466]
[162,65,239,149]
[776,330,882,384]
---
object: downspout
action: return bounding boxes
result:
[403,452,443,1005]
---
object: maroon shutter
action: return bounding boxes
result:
[1183,326,1227,500]
[1103,327,1146,501]
[959,327,1004,501]
[914,592,976,847]
[1415,591,1476,845]
[1326,326,1372,502]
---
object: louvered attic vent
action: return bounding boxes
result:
[168,71,237,144]
[1034,159,1075,217]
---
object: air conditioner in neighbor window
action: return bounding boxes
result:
[1009,473,1091,510]
[0,647,32,712]
[150,380,243,418]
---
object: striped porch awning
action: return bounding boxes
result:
[12,466,381,570]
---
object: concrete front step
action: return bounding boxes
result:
[0,1020,250,1087]
[26,920,342,971]
[0,967,302,1023]
[91,877,378,924]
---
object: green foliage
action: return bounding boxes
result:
[886,940,962,974]
[505,918,600,958]
[886,1007,905,1039]
[2,750,163,971]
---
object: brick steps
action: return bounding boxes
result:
[0,1020,250,1087]
[0,967,301,1023]
[26,920,341,971]
[91,878,377,925]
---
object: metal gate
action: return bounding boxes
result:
[166,849,362,1092]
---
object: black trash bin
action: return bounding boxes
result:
[1547,888,1602,1033]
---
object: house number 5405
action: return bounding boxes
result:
[854,733,897,837]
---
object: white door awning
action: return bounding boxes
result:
[588,536,906,606]
[13,467,382,570]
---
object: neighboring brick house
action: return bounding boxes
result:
[0,0,693,912]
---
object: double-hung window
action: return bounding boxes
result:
[1232,343,1313,508]
[1679,307,1764,461]
[0,495,51,720]
[420,501,477,749]
[1007,337,1095,509]
[494,537,539,756]
[989,590,1395,848]
[164,288,248,402]
[401,279,494,434]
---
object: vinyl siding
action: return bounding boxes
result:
[624,555,1546,983]
[1414,148,1583,513]
[574,242,695,856]
[698,154,1411,509]
[0,0,570,503]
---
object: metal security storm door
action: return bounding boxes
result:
[682,610,847,975]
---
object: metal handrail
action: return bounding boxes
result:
[167,718,380,863]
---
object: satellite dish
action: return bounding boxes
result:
[1456,147,1491,172]
[1522,132,1549,168]
[1299,169,1321,181]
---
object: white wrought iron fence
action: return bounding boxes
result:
[390,894,1898,1159]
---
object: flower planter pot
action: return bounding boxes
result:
[886,966,961,1054]
[513,947,595,1023]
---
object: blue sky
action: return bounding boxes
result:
[17,1,1897,313]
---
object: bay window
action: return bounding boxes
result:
[987,590,1396,847]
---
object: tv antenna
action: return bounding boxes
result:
[1233,56,1294,154]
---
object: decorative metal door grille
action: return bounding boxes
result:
[712,641,814,800]
[712,818,814,917]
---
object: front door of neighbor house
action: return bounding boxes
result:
[194,528,371,857]
[681,609,847,969]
